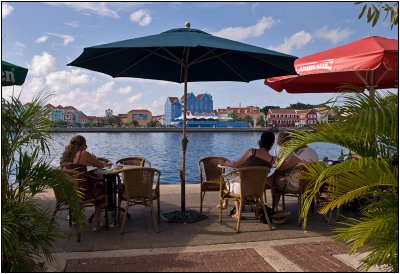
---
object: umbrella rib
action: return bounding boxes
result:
[115,48,167,77]
[188,47,247,81]
[243,52,294,75]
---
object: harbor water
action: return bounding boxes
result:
[48,132,344,184]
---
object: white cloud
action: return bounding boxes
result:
[150,96,166,115]
[211,16,277,41]
[128,93,143,103]
[118,86,131,94]
[95,81,114,100]
[29,52,57,77]
[47,2,119,18]
[65,20,79,27]
[13,41,26,56]
[269,31,313,54]
[2,3,14,18]
[47,33,74,46]
[45,69,94,91]
[35,35,49,43]
[130,9,152,26]
[314,26,354,43]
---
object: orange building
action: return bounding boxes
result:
[122,109,152,126]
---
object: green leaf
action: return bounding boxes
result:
[358,5,367,19]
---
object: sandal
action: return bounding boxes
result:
[91,221,104,231]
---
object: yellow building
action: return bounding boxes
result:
[123,109,152,126]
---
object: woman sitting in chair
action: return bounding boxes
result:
[267,131,319,211]
[220,131,275,218]
[60,135,111,230]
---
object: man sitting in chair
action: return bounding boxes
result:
[268,131,319,212]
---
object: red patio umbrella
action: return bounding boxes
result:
[265,36,398,97]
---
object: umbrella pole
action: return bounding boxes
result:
[181,49,189,213]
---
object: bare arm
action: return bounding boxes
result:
[83,151,106,168]
[277,153,302,172]
[224,149,252,168]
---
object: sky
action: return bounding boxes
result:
[1,1,398,116]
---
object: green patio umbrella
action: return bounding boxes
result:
[68,23,297,222]
[2,60,28,86]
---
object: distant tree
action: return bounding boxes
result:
[130,120,139,127]
[147,120,160,127]
[243,115,252,124]
[52,120,68,128]
[229,112,240,121]
[260,105,280,114]
[356,2,398,29]
[286,102,317,109]
[256,115,266,127]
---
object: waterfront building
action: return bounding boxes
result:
[80,113,90,124]
[63,106,82,124]
[164,97,182,125]
[180,92,213,113]
[51,105,65,122]
[152,115,164,125]
[267,109,318,127]
[217,106,263,127]
[314,107,336,124]
[105,108,113,117]
[125,109,152,126]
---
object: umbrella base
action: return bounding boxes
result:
[161,210,208,223]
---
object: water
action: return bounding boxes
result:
[48,132,344,184]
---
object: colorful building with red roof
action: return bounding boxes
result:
[267,109,318,127]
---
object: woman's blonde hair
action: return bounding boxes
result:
[60,135,86,165]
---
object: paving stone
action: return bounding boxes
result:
[273,241,356,272]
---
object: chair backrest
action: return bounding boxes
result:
[199,156,229,183]
[117,157,151,167]
[238,166,270,198]
[122,167,160,199]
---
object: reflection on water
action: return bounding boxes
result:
[48,132,343,184]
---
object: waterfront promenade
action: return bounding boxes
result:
[36,184,377,272]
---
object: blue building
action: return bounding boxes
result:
[164,97,182,125]
[165,93,214,126]
[181,93,213,113]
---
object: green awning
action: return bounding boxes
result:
[2,60,28,86]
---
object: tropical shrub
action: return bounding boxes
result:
[276,90,398,271]
[1,92,84,272]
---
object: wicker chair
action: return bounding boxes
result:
[219,166,273,232]
[118,167,161,234]
[51,168,109,242]
[278,164,309,225]
[116,156,151,167]
[199,156,229,213]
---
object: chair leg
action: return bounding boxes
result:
[150,202,159,233]
[218,197,223,223]
[260,198,273,230]
[236,198,243,232]
[157,197,160,223]
[68,209,72,227]
[104,203,109,230]
[120,201,129,234]
[200,191,205,213]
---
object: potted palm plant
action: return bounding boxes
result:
[1,92,84,272]
[276,90,398,271]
